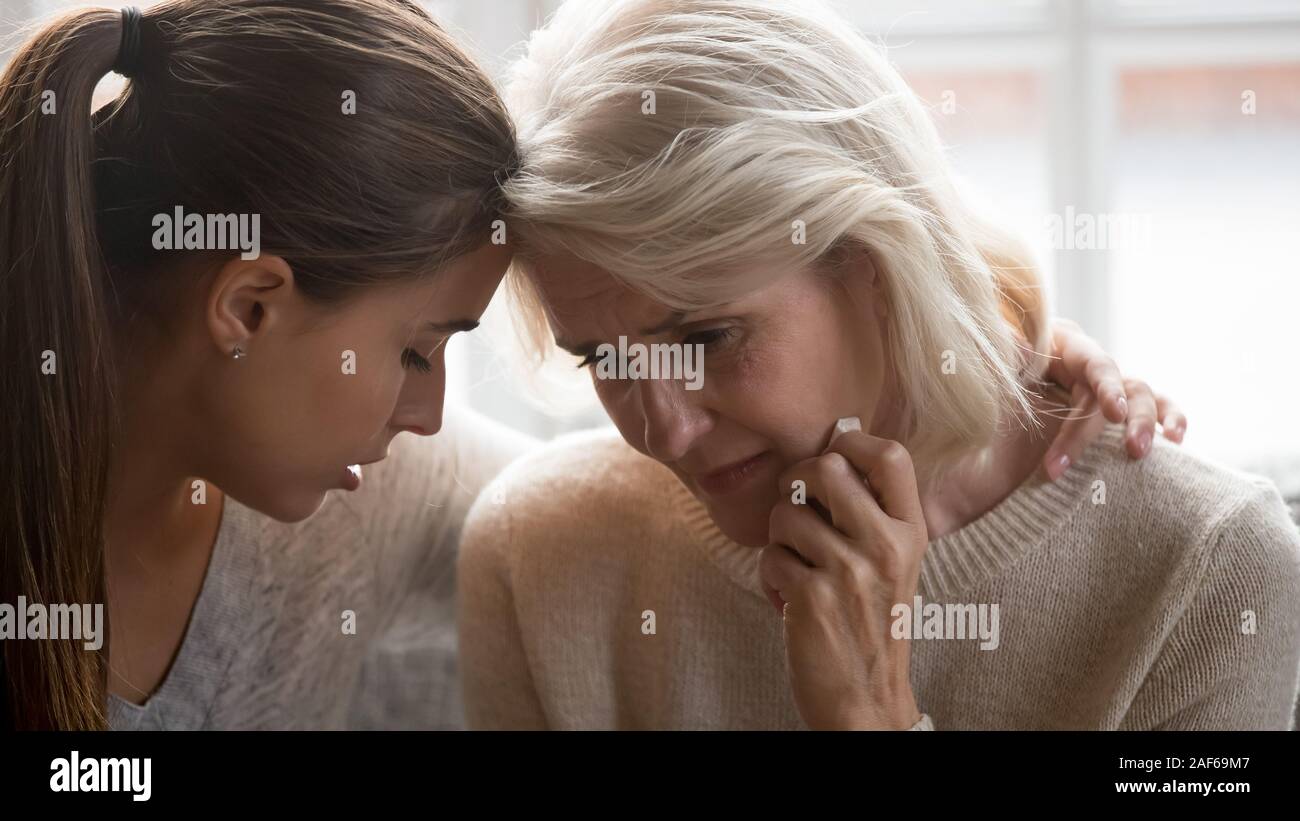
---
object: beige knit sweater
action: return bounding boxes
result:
[457,422,1300,730]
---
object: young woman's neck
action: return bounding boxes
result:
[103,334,224,567]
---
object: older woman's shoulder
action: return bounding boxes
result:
[1079,422,1300,566]
[461,425,681,542]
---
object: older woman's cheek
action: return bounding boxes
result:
[723,343,822,454]
[597,379,655,460]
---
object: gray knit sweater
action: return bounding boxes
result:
[109,406,535,730]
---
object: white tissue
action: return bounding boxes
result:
[831,416,862,443]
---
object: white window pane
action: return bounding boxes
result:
[1111,63,1300,464]
[904,68,1054,285]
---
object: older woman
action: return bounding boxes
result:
[457,0,1300,730]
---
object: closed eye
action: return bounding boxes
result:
[574,327,737,369]
[683,327,736,348]
[401,348,433,373]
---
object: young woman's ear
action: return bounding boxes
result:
[205,254,295,358]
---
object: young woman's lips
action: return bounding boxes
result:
[694,452,770,497]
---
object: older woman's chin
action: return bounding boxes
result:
[704,503,774,548]
[684,480,788,547]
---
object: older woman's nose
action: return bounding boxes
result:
[637,377,709,463]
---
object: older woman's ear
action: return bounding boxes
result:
[828,241,887,316]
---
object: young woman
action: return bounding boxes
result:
[0,0,528,730]
[0,0,1177,731]
[458,0,1298,730]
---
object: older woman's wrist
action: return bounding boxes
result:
[832,694,923,730]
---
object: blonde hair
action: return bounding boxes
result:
[503,0,1051,485]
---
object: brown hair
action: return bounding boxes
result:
[0,0,516,729]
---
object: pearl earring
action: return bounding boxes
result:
[231,345,247,359]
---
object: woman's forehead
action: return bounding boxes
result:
[531,253,634,309]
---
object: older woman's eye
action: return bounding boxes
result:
[401,348,433,373]
[683,327,737,348]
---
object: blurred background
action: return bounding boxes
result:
[4,0,1298,501]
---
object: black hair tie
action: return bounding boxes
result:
[112,6,144,77]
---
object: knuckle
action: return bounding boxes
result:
[879,440,912,472]
[818,452,856,484]
[806,577,838,609]
[874,534,915,580]
[845,555,874,589]
[1121,377,1148,395]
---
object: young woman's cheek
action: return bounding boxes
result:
[311,341,402,451]
[362,357,409,430]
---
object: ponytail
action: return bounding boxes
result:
[0,9,124,730]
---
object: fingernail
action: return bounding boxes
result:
[1140,432,1152,454]
[830,416,861,445]
[1116,395,1128,418]
[1050,453,1069,479]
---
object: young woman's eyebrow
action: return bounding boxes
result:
[554,337,597,357]
[424,319,480,334]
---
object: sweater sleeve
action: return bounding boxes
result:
[1126,481,1300,730]
[457,474,550,730]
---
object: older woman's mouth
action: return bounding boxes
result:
[692,451,772,497]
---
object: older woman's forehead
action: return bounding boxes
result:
[532,254,655,315]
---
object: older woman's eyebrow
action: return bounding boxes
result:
[554,311,689,356]
[639,311,686,335]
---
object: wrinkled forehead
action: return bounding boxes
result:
[525,251,667,332]
[523,246,804,332]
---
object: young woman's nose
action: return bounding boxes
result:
[392,364,446,436]
[637,377,709,463]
